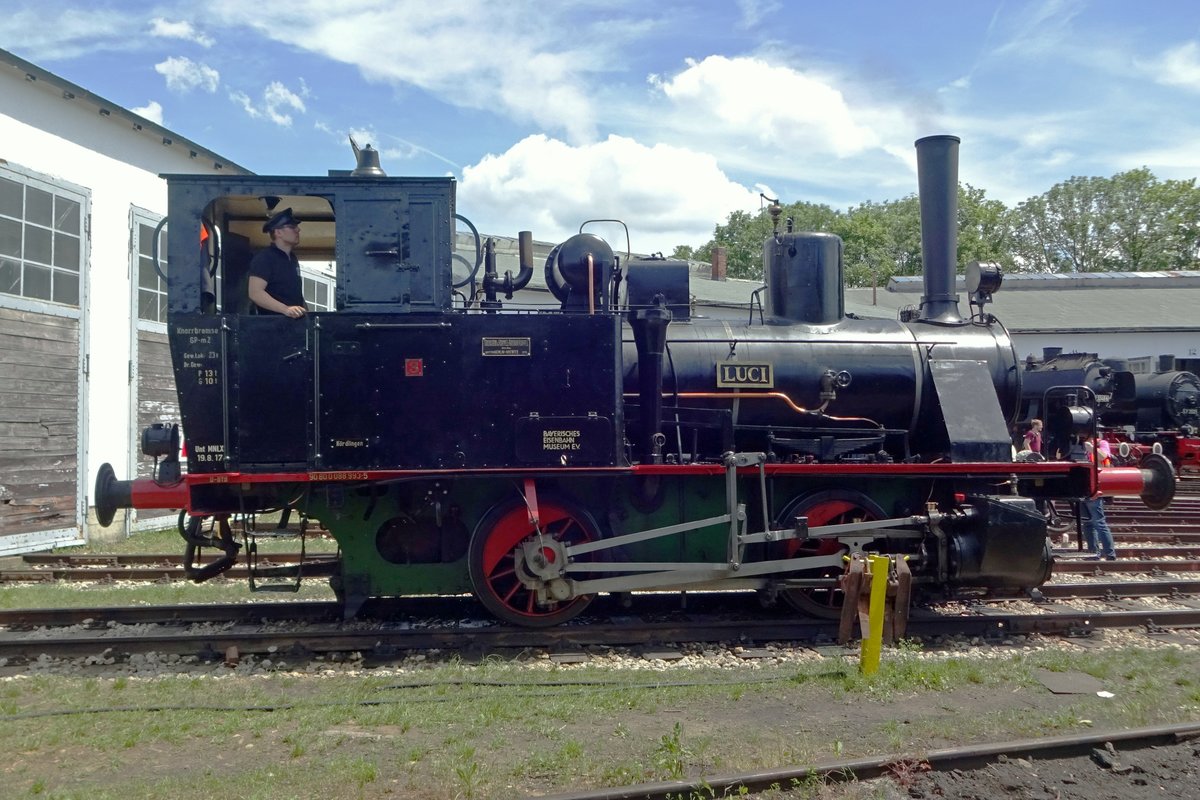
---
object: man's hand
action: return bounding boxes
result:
[284,305,306,319]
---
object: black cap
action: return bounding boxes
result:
[262,207,300,233]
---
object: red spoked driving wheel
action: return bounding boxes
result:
[776,490,885,618]
[468,494,601,627]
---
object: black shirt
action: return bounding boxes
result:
[249,244,305,312]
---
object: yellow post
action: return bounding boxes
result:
[860,554,891,674]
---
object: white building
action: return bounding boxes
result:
[0,48,252,553]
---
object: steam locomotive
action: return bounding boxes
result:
[94,135,1175,626]
[1020,349,1200,472]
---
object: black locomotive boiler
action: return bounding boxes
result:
[94,135,1175,625]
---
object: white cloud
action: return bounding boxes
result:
[735,0,781,29]
[263,81,306,125]
[0,7,214,60]
[651,56,880,158]
[1110,140,1200,183]
[230,81,306,126]
[991,0,1086,60]
[154,56,219,93]
[131,100,163,125]
[627,53,927,207]
[199,2,920,199]
[460,134,765,253]
[0,7,131,60]
[345,127,378,147]
[206,1,605,143]
[1146,41,1200,92]
[229,90,260,119]
[149,17,214,47]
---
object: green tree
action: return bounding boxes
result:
[1008,194,1058,272]
[1009,175,1116,272]
[782,200,843,234]
[1008,170,1200,273]
[956,183,1015,272]
[708,209,767,279]
[1105,168,1200,271]
[673,166,1200,282]
[835,196,920,288]
[706,201,840,280]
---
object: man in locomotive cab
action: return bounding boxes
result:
[248,207,307,319]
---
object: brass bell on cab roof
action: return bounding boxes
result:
[349,135,386,177]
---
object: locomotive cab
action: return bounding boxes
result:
[161,171,623,488]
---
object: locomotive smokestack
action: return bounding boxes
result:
[915,135,962,323]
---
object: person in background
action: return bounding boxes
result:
[248,207,307,319]
[1018,419,1062,533]
[1081,439,1117,560]
[1023,419,1043,456]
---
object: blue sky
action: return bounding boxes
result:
[3,0,1200,253]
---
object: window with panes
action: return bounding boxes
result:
[0,171,84,306]
[303,272,332,311]
[135,219,169,323]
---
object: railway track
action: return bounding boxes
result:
[1,609,1199,665]
[541,721,1200,800]
[1035,577,1200,600]
[1051,553,1200,572]
[1,590,1198,665]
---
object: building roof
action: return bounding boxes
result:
[0,47,250,175]
[845,271,1200,333]
[889,270,1200,291]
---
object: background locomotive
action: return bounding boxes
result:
[1019,349,1200,472]
[94,135,1174,626]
